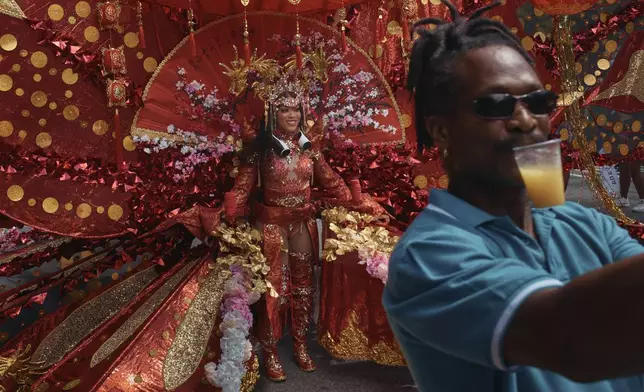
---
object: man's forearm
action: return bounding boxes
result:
[506,252,644,382]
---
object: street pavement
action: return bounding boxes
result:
[255,171,642,392]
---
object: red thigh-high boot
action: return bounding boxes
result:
[290,251,316,372]
[256,299,287,382]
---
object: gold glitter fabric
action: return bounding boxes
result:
[319,311,406,367]
[94,257,211,391]
[90,260,198,368]
[162,263,231,390]
[593,50,643,105]
[31,267,158,368]
[0,0,25,18]
[240,355,260,392]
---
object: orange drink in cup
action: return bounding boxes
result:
[513,139,565,208]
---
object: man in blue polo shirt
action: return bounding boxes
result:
[383,1,644,391]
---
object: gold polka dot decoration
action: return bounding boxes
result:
[602,141,612,154]
[401,113,412,128]
[559,128,569,141]
[65,90,73,98]
[386,21,402,36]
[15,88,24,97]
[594,70,601,76]
[438,175,449,189]
[0,74,12,91]
[520,36,534,51]
[0,34,17,51]
[111,272,119,280]
[11,64,20,72]
[48,4,65,21]
[6,185,24,202]
[80,121,88,128]
[28,198,36,207]
[63,105,80,121]
[574,62,583,74]
[38,118,47,126]
[596,114,607,126]
[136,52,144,60]
[36,132,52,148]
[124,32,140,48]
[597,58,610,70]
[31,91,48,108]
[93,120,108,135]
[84,26,100,43]
[62,68,78,85]
[42,197,59,214]
[413,175,428,189]
[123,136,136,151]
[33,74,42,82]
[49,102,57,110]
[30,51,48,68]
[430,0,441,4]
[368,45,384,59]
[583,74,597,86]
[21,110,29,117]
[49,68,58,76]
[97,206,105,214]
[76,203,92,218]
[619,144,629,156]
[18,130,27,139]
[75,1,91,17]
[143,57,158,73]
[63,379,80,390]
[68,16,77,24]
[65,202,73,211]
[19,49,28,57]
[633,120,641,133]
[0,121,13,137]
[613,121,623,133]
[107,204,124,221]
[605,40,618,53]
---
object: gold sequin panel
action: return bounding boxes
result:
[319,311,406,367]
[94,257,223,391]
[31,267,159,368]
[90,259,199,367]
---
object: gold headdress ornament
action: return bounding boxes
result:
[265,72,307,108]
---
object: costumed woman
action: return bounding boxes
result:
[225,75,386,382]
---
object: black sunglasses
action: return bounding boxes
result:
[472,90,558,120]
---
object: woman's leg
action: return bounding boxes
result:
[619,162,632,199]
[255,222,290,381]
[287,221,316,372]
[629,161,644,199]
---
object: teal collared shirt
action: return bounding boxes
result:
[383,190,644,392]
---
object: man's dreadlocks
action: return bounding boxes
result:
[408,0,534,152]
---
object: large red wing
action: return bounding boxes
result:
[134,12,406,146]
[142,0,368,16]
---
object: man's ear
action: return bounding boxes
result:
[426,116,449,150]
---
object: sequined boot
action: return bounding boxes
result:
[290,251,316,372]
[263,345,286,382]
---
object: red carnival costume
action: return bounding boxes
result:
[226,74,385,380]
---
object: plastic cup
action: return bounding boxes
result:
[513,139,565,208]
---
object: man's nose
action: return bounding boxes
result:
[507,102,538,133]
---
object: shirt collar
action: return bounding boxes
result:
[429,189,557,230]
[429,190,497,227]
